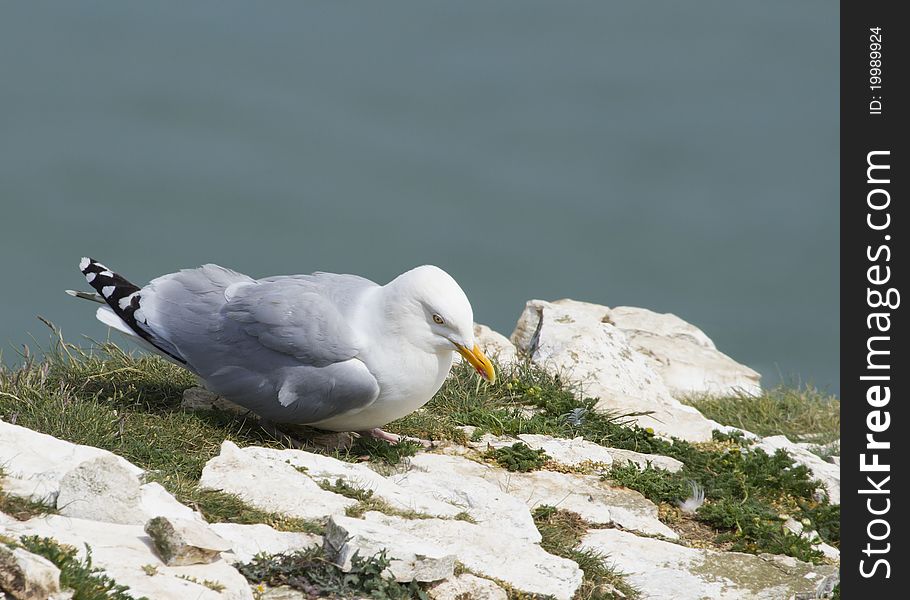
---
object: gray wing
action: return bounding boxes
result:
[223,277,366,367]
[137,266,381,424]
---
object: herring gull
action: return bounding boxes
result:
[66,258,495,442]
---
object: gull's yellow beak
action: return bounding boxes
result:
[454,343,496,383]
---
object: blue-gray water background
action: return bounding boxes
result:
[0,1,839,393]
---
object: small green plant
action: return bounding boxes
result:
[351,436,421,465]
[235,547,428,599]
[319,478,376,502]
[608,464,691,503]
[453,511,476,523]
[19,535,145,600]
[486,443,549,472]
[141,564,159,576]
[711,429,749,445]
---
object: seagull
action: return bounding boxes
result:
[67,258,495,443]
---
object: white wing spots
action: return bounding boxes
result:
[79,257,91,271]
[85,272,96,283]
[101,285,116,298]
[278,382,297,407]
[118,292,138,310]
[134,308,148,323]
[99,270,114,277]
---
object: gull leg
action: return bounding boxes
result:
[357,428,433,448]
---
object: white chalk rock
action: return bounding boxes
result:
[199,441,356,520]
[55,455,145,524]
[364,512,583,600]
[242,445,464,518]
[428,573,508,600]
[54,456,198,526]
[144,516,232,566]
[209,523,320,563]
[0,544,62,600]
[510,299,715,441]
[0,421,142,504]
[580,528,837,600]
[2,515,253,600]
[607,305,762,397]
[324,515,455,582]
[816,541,841,561]
[756,436,840,504]
[395,453,541,542]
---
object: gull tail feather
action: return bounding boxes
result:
[65,289,105,303]
[76,257,187,365]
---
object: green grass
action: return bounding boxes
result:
[235,547,429,599]
[532,506,640,600]
[683,385,840,445]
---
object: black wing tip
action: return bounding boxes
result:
[79,256,102,273]
[75,256,188,366]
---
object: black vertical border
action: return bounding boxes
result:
[841,0,906,594]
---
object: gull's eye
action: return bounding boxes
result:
[432,314,445,325]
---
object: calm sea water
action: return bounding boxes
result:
[0,1,839,393]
